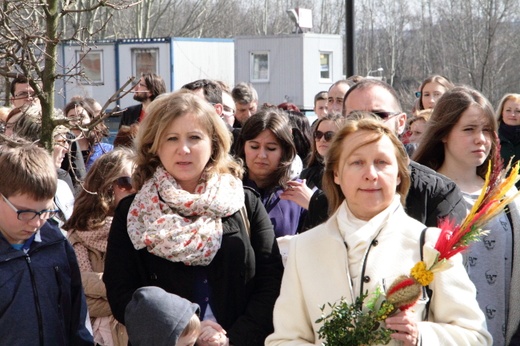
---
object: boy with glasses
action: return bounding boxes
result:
[0,141,93,345]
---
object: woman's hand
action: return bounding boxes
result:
[197,320,229,346]
[385,310,419,346]
[280,179,313,210]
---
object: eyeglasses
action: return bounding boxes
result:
[13,91,36,100]
[115,176,133,190]
[222,105,235,116]
[372,111,400,120]
[54,138,70,150]
[1,193,59,221]
[314,130,335,142]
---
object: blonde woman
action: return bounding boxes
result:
[103,91,283,346]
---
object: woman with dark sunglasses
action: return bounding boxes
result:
[64,147,136,346]
[301,113,346,190]
[282,113,347,232]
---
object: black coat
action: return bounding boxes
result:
[499,124,520,190]
[60,133,86,187]
[103,188,283,346]
[118,104,143,128]
[304,161,467,230]
[300,162,324,190]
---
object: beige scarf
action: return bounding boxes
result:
[127,166,244,266]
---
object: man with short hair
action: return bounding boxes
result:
[182,79,224,114]
[10,75,40,109]
[182,79,241,153]
[326,80,349,114]
[221,90,236,127]
[313,91,328,119]
[304,79,467,230]
[119,73,166,127]
[231,82,258,127]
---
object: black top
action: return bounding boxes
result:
[300,162,324,190]
[103,188,283,346]
[119,104,143,128]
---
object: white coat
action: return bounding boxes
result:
[266,203,492,346]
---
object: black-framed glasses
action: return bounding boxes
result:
[372,111,400,120]
[115,176,133,190]
[1,193,59,221]
[13,91,36,100]
[314,130,335,142]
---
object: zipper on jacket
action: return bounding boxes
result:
[26,255,45,346]
[54,266,63,310]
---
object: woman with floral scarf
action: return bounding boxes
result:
[103,90,283,346]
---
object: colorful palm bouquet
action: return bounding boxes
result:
[317,158,520,345]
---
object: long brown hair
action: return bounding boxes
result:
[235,108,296,189]
[307,113,346,167]
[417,75,454,110]
[413,86,498,179]
[63,147,135,231]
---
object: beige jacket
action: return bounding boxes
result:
[266,202,492,346]
[68,227,128,346]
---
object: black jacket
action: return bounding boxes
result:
[119,104,143,128]
[304,161,467,230]
[499,124,520,190]
[60,133,86,188]
[300,162,324,190]
[103,188,283,346]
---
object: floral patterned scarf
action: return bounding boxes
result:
[127,166,244,266]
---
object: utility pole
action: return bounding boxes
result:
[345,0,355,77]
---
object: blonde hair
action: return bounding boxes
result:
[323,116,410,214]
[179,313,201,339]
[496,93,520,123]
[133,90,243,190]
[408,109,432,128]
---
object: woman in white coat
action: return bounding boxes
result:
[266,117,492,346]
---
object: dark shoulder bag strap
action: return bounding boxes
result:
[505,204,514,272]
[420,227,432,321]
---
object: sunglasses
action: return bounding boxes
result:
[115,176,133,190]
[314,130,335,142]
